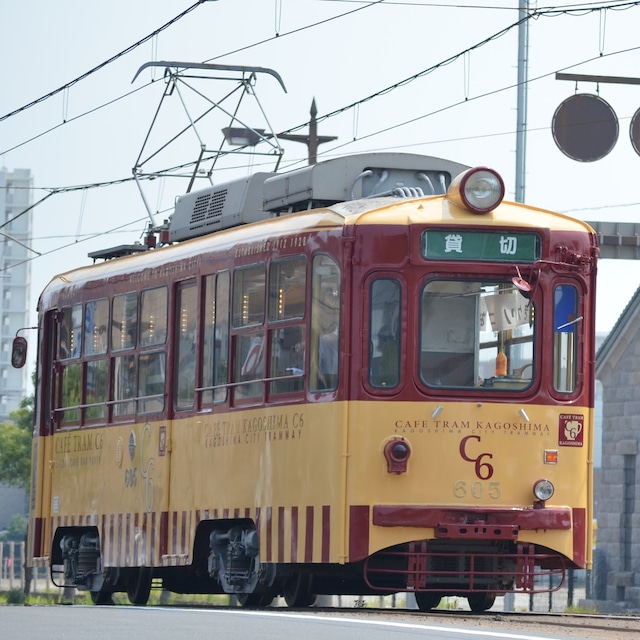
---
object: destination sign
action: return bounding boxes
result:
[422,230,540,262]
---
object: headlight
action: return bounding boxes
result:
[447,167,505,214]
[533,479,554,501]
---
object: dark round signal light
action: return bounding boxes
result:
[383,437,412,474]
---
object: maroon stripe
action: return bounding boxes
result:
[322,506,330,562]
[291,506,298,563]
[125,514,131,564]
[349,506,370,562]
[134,513,140,564]
[305,506,314,563]
[147,511,157,567]
[142,512,148,565]
[32,518,44,558]
[117,513,123,565]
[172,511,178,555]
[160,511,168,557]
[245,507,251,518]
[278,506,285,563]
[109,514,115,566]
[572,507,586,566]
[266,506,273,562]
[181,511,187,554]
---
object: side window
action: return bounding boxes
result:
[214,273,230,403]
[59,304,82,359]
[270,326,305,394]
[175,282,197,410]
[112,292,137,418]
[60,363,81,425]
[84,299,109,422]
[553,284,579,393]
[138,351,166,414]
[85,360,108,421]
[232,265,265,328]
[57,304,82,427]
[233,265,266,400]
[112,292,137,351]
[268,257,306,321]
[235,331,264,399]
[202,272,230,405]
[140,287,168,346]
[84,299,109,356]
[310,255,341,392]
[369,279,400,388]
[113,354,136,417]
[138,286,167,414]
[269,257,306,395]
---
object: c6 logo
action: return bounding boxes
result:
[459,435,494,480]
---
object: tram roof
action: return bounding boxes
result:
[40,191,595,308]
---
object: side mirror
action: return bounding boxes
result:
[11,336,28,369]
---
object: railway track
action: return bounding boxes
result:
[287,606,640,639]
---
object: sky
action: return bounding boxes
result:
[2,0,640,357]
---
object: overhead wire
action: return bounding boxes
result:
[0,1,204,124]
[0,0,386,157]
[305,43,640,165]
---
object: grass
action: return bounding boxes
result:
[0,588,231,607]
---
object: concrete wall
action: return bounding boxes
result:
[596,324,640,609]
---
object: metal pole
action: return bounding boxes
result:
[515,1,529,204]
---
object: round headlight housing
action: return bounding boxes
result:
[533,479,555,501]
[383,437,411,474]
[447,167,505,214]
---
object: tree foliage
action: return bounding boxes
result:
[0,396,33,491]
[0,513,27,541]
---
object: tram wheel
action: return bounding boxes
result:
[126,567,153,606]
[283,574,316,608]
[467,593,496,612]
[90,589,114,605]
[237,592,274,608]
[414,592,442,611]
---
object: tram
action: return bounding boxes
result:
[14,152,597,609]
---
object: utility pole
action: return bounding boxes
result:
[279,98,338,165]
[515,0,530,204]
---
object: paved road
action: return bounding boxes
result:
[0,605,621,640]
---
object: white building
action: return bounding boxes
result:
[0,167,32,423]
[0,168,32,529]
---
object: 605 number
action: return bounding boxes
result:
[453,480,501,499]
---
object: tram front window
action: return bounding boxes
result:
[420,280,534,390]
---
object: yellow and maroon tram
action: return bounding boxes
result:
[16,152,597,609]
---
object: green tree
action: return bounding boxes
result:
[0,513,27,541]
[0,395,33,491]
